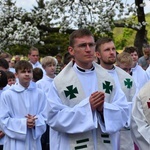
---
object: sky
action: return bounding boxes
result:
[14,0,150,13]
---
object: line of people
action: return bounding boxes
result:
[0,28,150,150]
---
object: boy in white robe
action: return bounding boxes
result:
[0,60,47,150]
[47,29,129,150]
[0,70,9,150]
[36,56,57,150]
[36,56,57,96]
[123,46,148,92]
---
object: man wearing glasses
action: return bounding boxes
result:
[47,29,129,150]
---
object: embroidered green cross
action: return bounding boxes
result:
[103,81,113,94]
[64,85,78,99]
[124,78,132,89]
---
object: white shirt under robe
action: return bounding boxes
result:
[47,62,129,150]
[132,63,148,92]
[36,75,54,96]
[29,61,46,74]
[106,66,136,150]
[0,81,47,150]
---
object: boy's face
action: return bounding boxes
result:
[130,51,138,64]
[16,69,33,87]
[45,64,56,77]
[8,78,16,86]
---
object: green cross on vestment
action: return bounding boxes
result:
[64,85,78,99]
[103,81,113,94]
[124,78,132,89]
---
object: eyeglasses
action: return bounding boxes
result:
[74,43,96,50]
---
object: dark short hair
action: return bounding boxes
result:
[56,53,62,59]
[15,60,33,73]
[69,28,94,46]
[123,46,139,56]
[0,58,9,69]
[63,52,74,65]
[0,70,8,87]
[5,70,15,79]
[96,37,113,52]
[33,68,43,82]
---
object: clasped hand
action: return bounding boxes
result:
[25,114,37,128]
[90,91,105,112]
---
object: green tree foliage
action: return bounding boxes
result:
[114,28,135,50]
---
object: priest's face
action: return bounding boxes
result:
[68,36,95,69]
[97,41,116,66]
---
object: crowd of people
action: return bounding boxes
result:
[0,28,150,150]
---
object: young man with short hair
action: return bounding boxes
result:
[96,37,136,150]
[47,29,129,150]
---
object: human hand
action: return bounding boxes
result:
[0,130,5,138]
[89,91,105,111]
[25,114,37,128]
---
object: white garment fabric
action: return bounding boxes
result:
[146,65,150,80]
[131,81,150,150]
[0,85,10,145]
[132,63,148,92]
[9,67,15,73]
[29,61,46,74]
[36,75,54,96]
[105,66,136,150]
[0,86,10,145]
[47,61,129,150]
[0,91,4,145]
[0,81,47,150]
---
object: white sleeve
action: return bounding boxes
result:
[47,82,98,134]
[99,88,129,134]
[131,95,150,149]
[0,93,27,141]
[32,93,47,139]
[0,90,47,141]
[146,65,150,80]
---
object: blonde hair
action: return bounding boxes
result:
[28,47,39,55]
[116,52,133,66]
[41,56,57,68]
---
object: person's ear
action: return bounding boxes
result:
[68,46,74,56]
[15,72,18,78]
[96,51,101,59]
